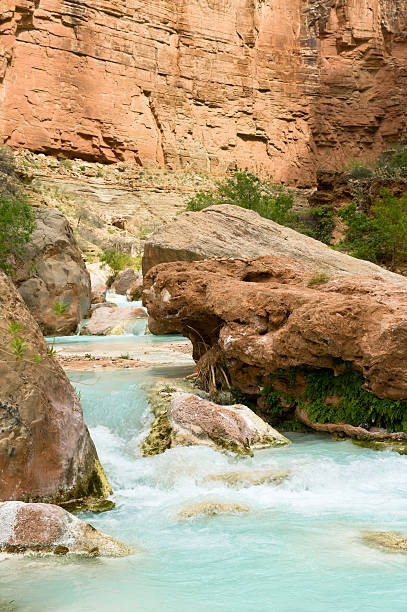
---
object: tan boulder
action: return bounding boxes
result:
[0,502,130,557]
[142,205,407,288]
[80,305,147,335]
[13,208,91,335]
[178,501,249,520]
[0,271,111,504]
[362,532,407,553]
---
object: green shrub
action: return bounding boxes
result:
[0,197,36,274]
[300,205,335,244]
[376,138,407,176]
[100,249,141,274]
[186,167,296,226]
[338,190,407,267]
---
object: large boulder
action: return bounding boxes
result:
[12,207,91,335]
[143,256,407,440]
[112,268,140,295]
[80,304,147,335]
[0,501,130,557]
[141,390,289,456]
[142,205,407,289]
[0,271,111,504]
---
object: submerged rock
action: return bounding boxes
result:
[142,391,289,456]
[0,271,111,505]
[0,502,130,557]
[13,207,91,335]
[178,501,249,520]
[362,532,407,553]
[207,469,289,488]
[80,304,147,335]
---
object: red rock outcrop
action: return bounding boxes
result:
[0,270,111,504]
[1,0,407,185]
[143,256,407,401]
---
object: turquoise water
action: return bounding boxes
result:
[2,367,407,611]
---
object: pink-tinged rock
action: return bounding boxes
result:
[168,393,289,452]
[0,502,130,556]
[0,271,111,504]
[80,305,147,335]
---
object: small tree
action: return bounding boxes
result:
[338,190,407,267]
[0,147,36,274]
[186,167,296,226]
[99,249,141,275]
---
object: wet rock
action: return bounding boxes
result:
[169,393,290,453]
[13,208,91,335]
[142,392,289,456]
[0,271,111,504]
[80,305,147,335]
[177,501,249,520]
[207,469,289,488]
[362,532,407,553]
[142,205,407,287]
[0,502,130,557]
[112,268,140,295]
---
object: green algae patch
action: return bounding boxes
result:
[352,439,407,455]
[141,410,172,457]
[177,501,250,520]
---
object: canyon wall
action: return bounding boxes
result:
[1,0,407,185]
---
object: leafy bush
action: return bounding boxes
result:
[186,168,296,226]
[338,190,407,267]
[100,249,141,274]
[0,148,36,274]
[377,138,407,177]
[300,205,335,244]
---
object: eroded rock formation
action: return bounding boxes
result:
[0,270,111,504]
[143,256,407,439]
[1,0,407,184]
[0,501,130,556]
[143,204,407,287]
[12,207,91,335]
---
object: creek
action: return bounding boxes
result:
[1,334,407,611]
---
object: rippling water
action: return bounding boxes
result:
[1,367,407,611]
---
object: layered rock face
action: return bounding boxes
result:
[143,204,407,287]
[13,207,91,335]
[0,271,111,503]
[1,0,407,184]
[143,256,407,411]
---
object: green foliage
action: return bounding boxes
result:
[7,321,27,361]
[100,249,141,273]
[338,190,407,266]
[0,147,36,274]
[261,365,407,433]
[186,167,296,225]
[47,345,57,357]
[303,206,335,244]
[377,138,407,177]
[53,300,70,316]
[307,272,330,287]
[119,353,130,360]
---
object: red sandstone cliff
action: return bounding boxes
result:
[1,0,406,185]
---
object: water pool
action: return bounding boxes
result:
[1,367,407,611]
